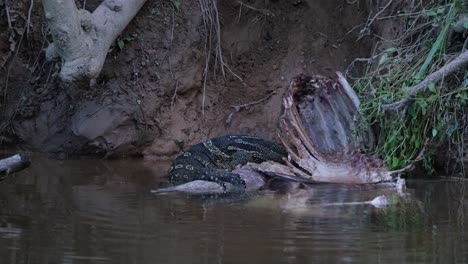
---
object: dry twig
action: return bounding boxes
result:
[170,6,175,45]
[171,80,179,107]
[198,0,248,116]
[223,62,246,86]
[225,91,276,127]
[198,0,213,116]
[345,57,372,78]
[26,0,33,38]
[237,1,274,17]
[5,4,13,29]
[213,2,225,78]
[358,0,393,40]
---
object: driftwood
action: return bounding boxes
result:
[0,154,31,181]
[271,72,409,184]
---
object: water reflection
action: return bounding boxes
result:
[0,158,467,264]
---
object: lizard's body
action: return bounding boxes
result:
[168,135,287,188]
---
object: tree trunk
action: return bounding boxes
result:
[42,0,147,82]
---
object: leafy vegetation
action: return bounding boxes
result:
[109,33,138,53]
[351,0,468,173]
[170,0,181,11]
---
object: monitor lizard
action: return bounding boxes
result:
[168,135,287,189]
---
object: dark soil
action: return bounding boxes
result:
[0,0,374,158]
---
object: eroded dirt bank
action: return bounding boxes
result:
[0,0,374,157]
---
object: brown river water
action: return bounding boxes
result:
[0,157,467,264]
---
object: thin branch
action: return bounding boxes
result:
[345,57,372,78]
[26,0,34,38]
[388,139,428,175]
[358,0,393,40]
[231,91,276,111]
[226,91,276,127]
[223,62,246,87]
[5,4,12,29]
[170,6,175,45]
[338,23,365,42]
[212,1,225,78]
[198,0,213,116]
[382,50,468,112]
[237,1,274,17]
[171,80,179,107]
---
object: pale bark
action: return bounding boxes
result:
[382,50,468,111]
[277,73,408,184]
[0,154,30,180]
[43,0,147,82]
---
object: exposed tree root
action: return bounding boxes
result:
[42,0,147,82]
[198,0,245,115]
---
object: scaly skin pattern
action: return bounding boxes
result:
[168,135,287,188]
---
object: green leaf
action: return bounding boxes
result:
[392,156,399,168]
[454,0,464,9]
[174,140,185,151]
[432,128,438,137]
[415,138,421,149]
[408,103,417,118]
[417,6,456,79]
[426,10,437,17]
[117,39,125,50]
[428,95,437,103]
[378,53,389,65]
[378,47,397,65]
[446,124,458,137]
[464,21,468,29]
[417,100,428,115]
[170,0,181,10]
[428,83,436,93]
[125,33,137,41]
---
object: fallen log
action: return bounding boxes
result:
[275,72,412,184]
[0,154,31,181]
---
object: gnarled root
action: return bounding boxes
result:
[42,0,147,82]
